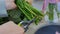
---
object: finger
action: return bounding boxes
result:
[56,31,59,34]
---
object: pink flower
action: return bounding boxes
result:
[42,0,57,12]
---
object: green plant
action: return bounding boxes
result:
[0,0,44,25]
[15,0,44,25]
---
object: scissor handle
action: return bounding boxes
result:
[18,17,36,32]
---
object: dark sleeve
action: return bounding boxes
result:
[0,0,8,17]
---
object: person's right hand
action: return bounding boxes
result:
[0,21,24,34]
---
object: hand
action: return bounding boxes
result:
[0,21,24,34]
[56,31,60,34]
[5,0,16,10]
[26,0,32,4]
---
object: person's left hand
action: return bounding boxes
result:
[5,0,17,10]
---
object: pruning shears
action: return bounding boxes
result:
[18,17,36,32]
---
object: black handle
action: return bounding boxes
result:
[20,17,36,32]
